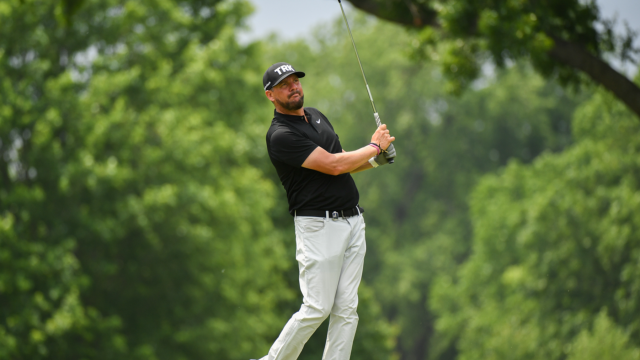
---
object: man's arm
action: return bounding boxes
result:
[302,146,377,176]
[348,149,374,174]
[350,161,374,174]
[341,149,375,174]
[302,124,395,176]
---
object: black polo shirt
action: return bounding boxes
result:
[266,107,359,214]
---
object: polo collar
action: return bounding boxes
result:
[274,109,310,122]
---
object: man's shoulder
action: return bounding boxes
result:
[268,118,294,133]
[267,121,303,145]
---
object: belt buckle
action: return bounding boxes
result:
[331,211,339,221]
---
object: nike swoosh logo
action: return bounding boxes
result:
[316,119,321,124]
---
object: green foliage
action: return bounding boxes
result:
[4,1,636,359]
[1,0,294,359]
[432,85,640,359]
[0,211,120,358]
[567,310,640,360]
[403,0,636,93]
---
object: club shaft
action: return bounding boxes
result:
[338,0,378,116]
[338,0,395,164]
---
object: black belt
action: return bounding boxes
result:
[295,205,364,218]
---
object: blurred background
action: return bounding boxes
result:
[1,0,639,359]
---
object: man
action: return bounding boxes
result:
[255,62,395,360]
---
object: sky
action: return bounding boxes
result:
[238,0,640,73]
[237,0,354,43]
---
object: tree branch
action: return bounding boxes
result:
[346,0,640,119]
[549,37,640,117]
[347,0,439,28]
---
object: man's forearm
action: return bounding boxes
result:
[350,161,373,174]
[334,146,378,174]
[302,145,379,175]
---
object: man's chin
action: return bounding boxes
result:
[289,100,304,110]
[278,96,304,111]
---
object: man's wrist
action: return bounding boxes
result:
[368,143,381,155]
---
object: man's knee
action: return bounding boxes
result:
[301,303,333,323]
[331,301,359,319]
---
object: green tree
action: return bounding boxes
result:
[567,311,640,360]
[345,0,640,119]
[1,0,294,358]
[432,78,640,360]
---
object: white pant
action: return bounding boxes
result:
[261,213,367,360]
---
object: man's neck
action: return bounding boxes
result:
[275,105,305,117]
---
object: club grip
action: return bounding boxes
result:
[374,113,396,164]
[385,144,396,164]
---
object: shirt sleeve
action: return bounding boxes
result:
[270,128,319,167]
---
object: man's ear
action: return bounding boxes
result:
[265,90,275,102]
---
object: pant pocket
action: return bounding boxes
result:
[298,217,325,233]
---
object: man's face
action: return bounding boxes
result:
[266,74,304,111]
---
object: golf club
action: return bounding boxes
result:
[338,0,396,163]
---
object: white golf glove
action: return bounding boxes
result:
[368,153,391,168]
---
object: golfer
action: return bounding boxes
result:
[254,62,394,360]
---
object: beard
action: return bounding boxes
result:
[276,93,304,111]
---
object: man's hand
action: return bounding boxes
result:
[371,124,395,151]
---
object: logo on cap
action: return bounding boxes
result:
[274,64,295,75]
